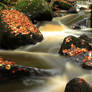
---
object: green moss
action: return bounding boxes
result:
[0,2,9,10]
[14,0,54,17]
[14,0,31,13]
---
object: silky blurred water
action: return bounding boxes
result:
[0,13,92,92]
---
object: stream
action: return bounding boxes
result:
[0,12,92,92]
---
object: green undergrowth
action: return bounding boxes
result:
[14,0,54,16]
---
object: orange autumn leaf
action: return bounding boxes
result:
[65,37,72,43]
[87,56,91,61]
[0,9,41,36]
[5,64,11,70]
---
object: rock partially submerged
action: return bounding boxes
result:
[0,57,52,82]
[82,62,92,70]
[65,78,92,92]
[59,35,92,69]
[0,9,43,49]
[68,7,77,13]
[59,35,92,55]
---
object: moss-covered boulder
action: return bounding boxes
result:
[65,78,92,92]
[14,0,53,23]
[0,9,43,49]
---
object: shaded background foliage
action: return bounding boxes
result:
[0,0,54,22]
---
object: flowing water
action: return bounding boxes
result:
[0,13,92,92]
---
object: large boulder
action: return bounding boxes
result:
[0,9,43,49]
[65,78,92,92]
[59,35,92,55]
[30,10,53,23]
[24,0,53,23]
[59,35,92,69]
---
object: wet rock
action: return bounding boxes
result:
[82,62,92,70]
[79,34,92,43]
[0,57,52,82]
[59,35,92,69]
[30,10,53,23]
[72,25,81,29]
[53,1,72,10]
[72,18,88,29]
[68,7,78,13]
[0,9,43,49]
[25,0,53,23]
[65,78,92,92]
[80,7,87,10]
[59,35,92,55]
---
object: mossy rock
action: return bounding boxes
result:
[14,0,53,23]
[0,57,51,81]
[0,9,43,49]
[30,10,53,23]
